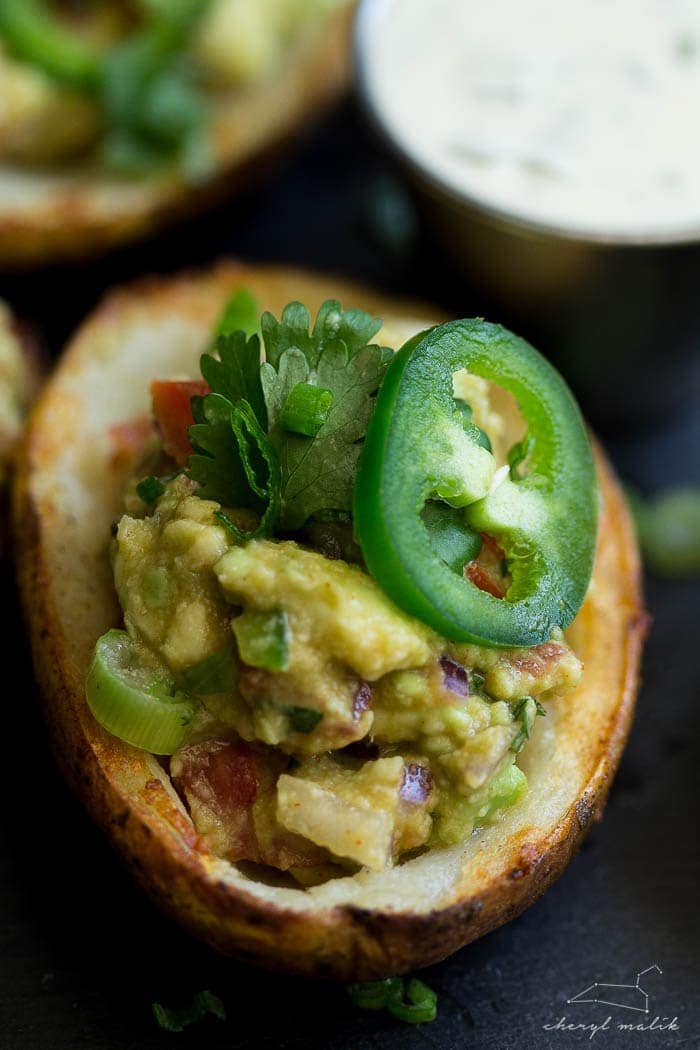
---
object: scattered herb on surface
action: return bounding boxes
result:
[626,485,700,578]
[152,990,226,1033]
[347,976,438,1024]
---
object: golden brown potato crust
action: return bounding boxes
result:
[0,10,352,268]
[13,262,646,979]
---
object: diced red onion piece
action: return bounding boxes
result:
[353,681,372,720]
[440,656,470,697]
[400,763,433,804]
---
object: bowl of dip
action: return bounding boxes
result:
[355,0,700,424]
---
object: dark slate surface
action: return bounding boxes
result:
[1,104,698,1050]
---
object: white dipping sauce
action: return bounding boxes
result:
[363,0,700,236]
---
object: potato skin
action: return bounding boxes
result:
[13,263,646,979]
[0,9,352,269]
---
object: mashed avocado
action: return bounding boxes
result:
[113,473,582,873]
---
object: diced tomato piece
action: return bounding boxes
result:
[173,739,259,861]
[108,416,153,471]
[173,739,328,869]
[151,379,210,466]
[178,739,258,808]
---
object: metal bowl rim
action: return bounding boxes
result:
[354,0,700,250]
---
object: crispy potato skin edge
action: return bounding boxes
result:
[13,263,646,980]
[0,9,351,268]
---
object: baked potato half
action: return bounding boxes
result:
[0,5,352,268]
[0,299,42,551]
[13,263,646,979]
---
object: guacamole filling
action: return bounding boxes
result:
[0,0,346,172]
[89,293,596,884]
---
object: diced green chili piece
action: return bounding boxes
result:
[232,610,289,671]
[280,383,333,437]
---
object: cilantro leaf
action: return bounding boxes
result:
[261,302,316,370]
[201,330,266,426]
[260,300,386,371]
[188,393,252,506]
[188,394,279,537]
[312,300,384,358]
[229,399,280,534]
[260,302,391,529]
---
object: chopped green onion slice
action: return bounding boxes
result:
[181,646,237,695]
[232,610,289,671]
[284,706,323,734]
[280,383,333,437]
[152,990,226,1033]
[87,630,194,755]
[136,476,166,503]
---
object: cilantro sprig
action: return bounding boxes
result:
[186,292,392,535]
